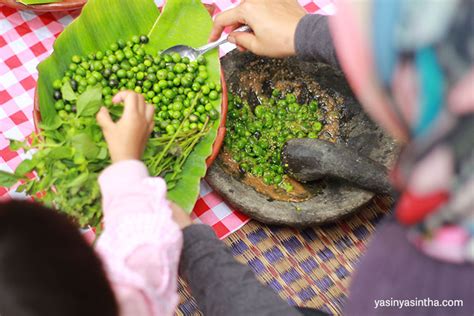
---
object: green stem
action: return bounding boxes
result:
[169,119,210,181]
[151,94,201,170]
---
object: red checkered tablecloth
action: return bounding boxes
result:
[0,0,334,239]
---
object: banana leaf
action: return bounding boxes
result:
[37,0,222,213]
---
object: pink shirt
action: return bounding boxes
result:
[95,160,183,316]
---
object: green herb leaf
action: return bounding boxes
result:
[97,147,108,160]
[49,147,74,159]
[9,139,26,151]
[76,86,103,117]
[66,172,89,189]
[15,159,37,177]
[38,116,63,131]
[16,182,27,192]
[61,81,77,102]
[0,170,20,187]
[36,173,53,191]
[70,133,99,159]
[108,106,124,119]
[42,129,66,142]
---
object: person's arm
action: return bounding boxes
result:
[209,0,338,67]
[294,15,339,68]
[94,91,182,316]
[96,161,182,316]
[179,224,302,316]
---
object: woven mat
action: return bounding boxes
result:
[176,196,392,315]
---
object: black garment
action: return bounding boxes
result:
[179,224,302,316]
[294,15,338,68]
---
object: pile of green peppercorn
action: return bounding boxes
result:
[224,90,323,192]
[51,34,221,135]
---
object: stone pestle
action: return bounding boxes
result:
[282,138,393,195]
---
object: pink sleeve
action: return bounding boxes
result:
[95,160,182,316]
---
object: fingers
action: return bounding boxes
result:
[112,90,137,104]
[169,201,192,229]
[169,201,181,212]
[136,93,146,116]
[96,107,113,130]
[113,90,139,117]
[236,44,247,52]
[209,6,245,42]
[228,31,258,54]
[145,103,154,122]
[112,90,150,118]
[145,103,155,133]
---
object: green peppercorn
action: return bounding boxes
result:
[70,79,78,91]
[53,90,62,100]
[285,93,296,103]
[110,42,119,51]
[191,82,200,92]
[197,55,206,65]
[173,63,186,73]
[116,39,125,49]
[313,121,323,131]
[54,100,65,110]
[139,35,149,44]
[131,35,140,44]
[172,102,183,111]
[53,79,62,89]
[196,105,205,113]
[102,86,112,96]
[116,69,126,78]
[209,109,219,120]
[69,63,78,71]
[208,90,218,100]
[309,100,318,111]
[87,76,97,85]
[203,104,211,112]
[161,89,174,99]
[200,85,210,95]
[71,55,81,64]
[171,52,181,63]
[106,54,116,64]
[164,124,175,134]
[147,73,156,82]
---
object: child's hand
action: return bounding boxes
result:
[169,202,192,229]
[96,91,155,163]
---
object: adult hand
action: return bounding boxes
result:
[96,91,154,163]
[209,0,306,58]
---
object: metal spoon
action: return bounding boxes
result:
[161,25,251,61]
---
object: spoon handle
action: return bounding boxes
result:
[197,25,251,56]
